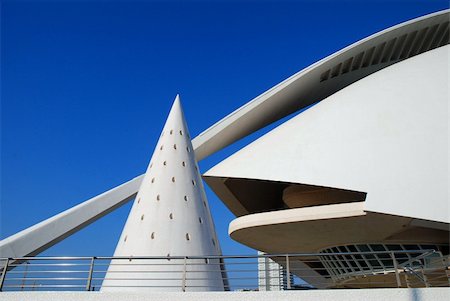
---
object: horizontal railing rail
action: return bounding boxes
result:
[0,250,448,292]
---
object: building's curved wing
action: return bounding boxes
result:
[193,9,449,161]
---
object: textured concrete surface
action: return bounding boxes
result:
[0,288,449,301]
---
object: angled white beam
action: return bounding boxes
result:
[0,175,143,258]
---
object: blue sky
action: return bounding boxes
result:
[1,0,448,256]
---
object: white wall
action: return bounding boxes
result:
[1,288,449,301]
[206,46,449,223]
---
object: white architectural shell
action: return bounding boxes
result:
[1,10,448,261]
[192,10,450,161]
[202,12,449,287]
[205,46,449,224]
[205,45,449,224]
[1,12,448,290]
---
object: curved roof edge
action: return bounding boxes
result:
[229,202,366,237]
[192,9,450,161]
[228,203,449,254]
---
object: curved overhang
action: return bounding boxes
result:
[229,202,367,235]
[192,9,449,161]
[204,44,449,223]
[229,203,450,254]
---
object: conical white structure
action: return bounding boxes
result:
[102,95,224,291]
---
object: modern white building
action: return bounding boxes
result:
[257,251,294,291]
[0,8,448,297]
[201,9,449,288]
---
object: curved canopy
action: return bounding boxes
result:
[192,10,449,161]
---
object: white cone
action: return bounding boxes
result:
[102,95,224,291]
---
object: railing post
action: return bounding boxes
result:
[86,257,95,291]
[421,267,430,288]
[390,252,402,288]
[0,258,10,292]
[182,256,187,292]
[285,255,291,290]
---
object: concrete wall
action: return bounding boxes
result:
[1,288,449,301]
[206,45,449,223]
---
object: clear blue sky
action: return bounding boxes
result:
[1,0,448,256]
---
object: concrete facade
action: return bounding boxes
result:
[203,10,449,288]
[206,45,449,223]
[2,10,448,261]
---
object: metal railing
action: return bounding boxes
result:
[0,250,448,292]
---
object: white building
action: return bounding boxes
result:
[200,9,449,288]
[0,8,448,296]
[257,251,294,291]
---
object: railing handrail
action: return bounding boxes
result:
[0,250,447,292]
[0,250,437,261]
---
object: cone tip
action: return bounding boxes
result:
[166,93,184,121]
[170,94,182,109]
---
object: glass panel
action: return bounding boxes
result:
[347,245,358,252]
[371,244,385,252]
[355,255,369,269]
[439,245,449,255]
[369,259,381,268]
[385,244,402,251]
[422,245,437,251]
[381,259,393,267]
[357,245,370,252]
[404,244,420,250]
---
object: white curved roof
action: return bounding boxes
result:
[205,45,449,223]
[193,9,449,161]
